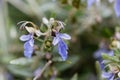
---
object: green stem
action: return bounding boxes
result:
[34,37,44,42]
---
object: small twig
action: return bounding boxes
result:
[33,60,52,80]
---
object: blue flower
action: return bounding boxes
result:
[52,33,71,61]
[102,71,115,80]
[114,0,120,17]
[94,48,114,69]
[20,34,34,58]
[87,0,120,17]
[102,71,120,80]
[87,0,96,8]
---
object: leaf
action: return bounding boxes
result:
[114,49,120,56]
[10,57,33,66]
[102,53,119,62]
[54,55,79,71]
[95,61,102,80]
[7,65,33,77]
[71,74,78,80]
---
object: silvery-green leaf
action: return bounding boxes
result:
[10,57,33,65]
[95,61,102,80]
[71,74,78,80]
[54,55,79,71]
[102,53,119,62]
[7,65,33,77]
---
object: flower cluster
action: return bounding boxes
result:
[96,46,120,80]
[87,0,120,17]
[43,17,71,61]
[95,29,120,80]
[101,63,120,80]
[18,18,71,61]
[52,32,71,61]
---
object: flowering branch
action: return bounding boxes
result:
[18,17,71,61]
[94,27,120,80]
[17,17,71,79]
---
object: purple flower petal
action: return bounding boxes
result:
[94,48,114,70]
[24,41,34,58]
[116,78,120,80]
[52,37,60,46]
[94,49,114,59]
[94,48,109,59]
[87,0,96,8]
[108,50,114,56]
[62,40,68,50]
[58,40,68,61]
[59,33,71,40]
[24,41,31,50]
[102,72,112,78]
[20,34,31,41]
[52,32,70,61]
[20,33,34,58]
[114,0,120,17]
[102,72,114,80]
[108,73,115,80]
[33,67,42,76]
[29,39,34,47]
[24,49,33,58]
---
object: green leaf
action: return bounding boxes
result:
[95,61,102,80]
[71,74,78,80]
[102,53,119,62]
[54,55,79,71]
[9,57,33,66]
[7,64,33,77]
[114,49,120,56]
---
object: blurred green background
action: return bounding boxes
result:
[0,0,119,80]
